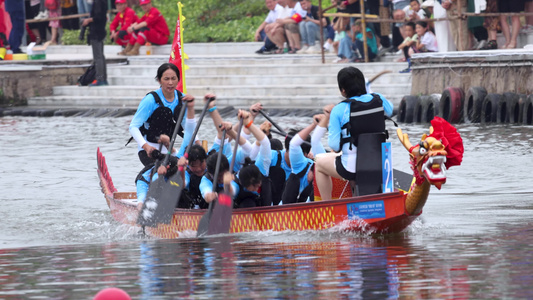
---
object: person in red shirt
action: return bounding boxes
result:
[110,0,138,54]
[123,0,169,56]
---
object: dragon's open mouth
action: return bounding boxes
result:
[421,155,447,188]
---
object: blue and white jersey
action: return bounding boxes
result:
[129,88,188,154]
[289,134,314,194]
[328,93,393,173]
[199,176,240,200]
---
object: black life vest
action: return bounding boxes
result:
[135,162,155,185]
[126,90,184,146]
[179,169,207,209]
[340,94,386,150]
[234,183,261,208]
[269,150,286,206]
[281,161,313,204]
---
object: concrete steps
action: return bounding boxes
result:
[27,42,411,110]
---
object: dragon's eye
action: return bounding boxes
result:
[419,142,427,155]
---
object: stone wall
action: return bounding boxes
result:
[410,51,533,96]
[0,66,86,106]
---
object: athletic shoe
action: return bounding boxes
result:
[480,40,497,50]
[296,45,309,54]
[34,10,49,20]
[89,80,109,87]
[399,67,411,73]
[475,40,487,50]
[306,44,321,54]
[378,46,392,57]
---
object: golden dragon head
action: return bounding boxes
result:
[396,117,464,190]
[397,127,448,190]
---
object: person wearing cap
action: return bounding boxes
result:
[110,0,138,53]
[123,0,170,56]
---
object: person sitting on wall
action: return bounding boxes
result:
[110,0,138,54]
[122,0,169,56]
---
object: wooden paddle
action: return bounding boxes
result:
[207,117,244,235]
[259,109,413,193]
[137,100,189,227]
[197,129,227,237]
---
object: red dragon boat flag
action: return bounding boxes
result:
[169,2,188,93]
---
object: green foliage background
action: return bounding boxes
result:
[63,0,267,45]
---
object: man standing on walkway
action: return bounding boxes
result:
[5,0,25,54]
[82,0,108,86]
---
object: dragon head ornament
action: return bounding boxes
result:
[397,117,464,190]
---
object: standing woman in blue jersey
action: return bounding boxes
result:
[314,66,393,200]
[129,63,197,166]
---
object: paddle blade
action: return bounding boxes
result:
[136,172,184,227]
[196,204,213,237]
[207,193,233,235]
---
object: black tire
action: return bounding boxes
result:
[504,93,522,124]
[497,92,518,124]
[523,95,533,125]
[481,93,501,125]
[21,109,39,117]
[421,93,440,123]
[463,86,486,123]
[413,95,428,123]
[398,95,419,123]
[439,87,464,123]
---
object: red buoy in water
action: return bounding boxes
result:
[93,287,131,300]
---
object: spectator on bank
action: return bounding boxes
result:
[111,0,138,52]
[274,0,306,54]
[351,19,378,62]
[405,0,427,22]
[499,0,524,49]
[122,0,170,56]
[333,17,352,62]
[414,20,438,52]
[264,0,289,54]
[81,0,108,86]
[254,0,282,54]
[297,0,329,54]
[392,0,411,51]
[421,0,435,30]
[0,0,8,50]
[397,21,417,64]
[467,0,488,50]
[366,0,392,55]
[442,0,470,51]
[46,0,61,44]
[479,0,499,50]
[25,0,46,45]
[77,0,92,23]
[61,0,79,31]
[5,0,25,53]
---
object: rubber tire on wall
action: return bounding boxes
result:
[398,95,419,123]
[497,92,517,124]
[504,93,523,124]
[422,93,440,123]
[439,87,464,123]
[463,86,487,123]
[523,95,533,125]
[481,93,501,125]
[413,96,428,123]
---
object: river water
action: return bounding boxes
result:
[0,113,532,299]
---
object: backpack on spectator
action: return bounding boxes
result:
[77,64,96,86]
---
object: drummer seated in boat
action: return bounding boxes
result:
[314,66,393,200]
[199,153,239,204]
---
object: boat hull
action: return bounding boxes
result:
[97,149,418,238]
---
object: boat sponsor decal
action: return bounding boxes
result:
[347,200,386,219]
[382,142,393,193]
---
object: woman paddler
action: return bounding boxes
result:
[128,63,196,166]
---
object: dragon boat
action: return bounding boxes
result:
[97,117,463,238]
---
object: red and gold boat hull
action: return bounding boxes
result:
[98,149,419,239]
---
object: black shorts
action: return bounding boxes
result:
[335,155,357,181]
[499,0,525,13]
